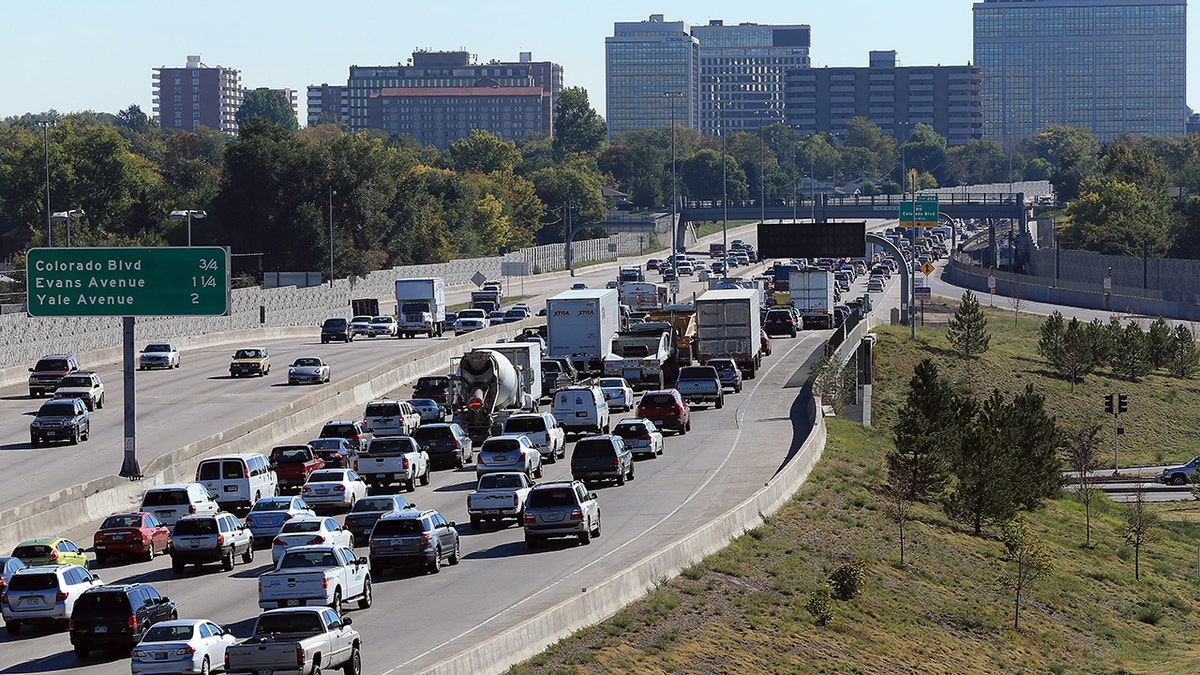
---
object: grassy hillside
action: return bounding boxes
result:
[510,303,1200,674]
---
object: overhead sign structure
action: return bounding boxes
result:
[899,195,939,227]
[757,221,867,259]
[26,247,230,317]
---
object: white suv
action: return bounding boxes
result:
[501,412,566,463]
[2,564,104,633]
[139,483,220,528]
[52,371,105,411]
[362,400,420,437]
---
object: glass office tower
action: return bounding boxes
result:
[605,14,700,137]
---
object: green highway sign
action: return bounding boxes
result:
[27,247,230,317]
[899,195,939,226]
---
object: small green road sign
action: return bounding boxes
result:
[27,247,230,317]
[899,195,939,226]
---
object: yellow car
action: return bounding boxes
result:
[11,537,88,567]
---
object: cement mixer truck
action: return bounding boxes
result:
[450,349,529,442]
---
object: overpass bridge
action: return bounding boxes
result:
[680,192,1026,228]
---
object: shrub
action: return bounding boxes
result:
[806,584,833,626]
[828,559,868,600]
[1136,603,1165,625]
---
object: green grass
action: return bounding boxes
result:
[508,301,1200,675]
[693,220,757,239]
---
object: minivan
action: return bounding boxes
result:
[194,453,278,511]
[138,484,219,528]
[550,385,610,437]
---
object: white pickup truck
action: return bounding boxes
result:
[354,436,430,492]
[466,471,535,529]
[501,412,566,463]
[257,545,373,613]
[224,607,361,675]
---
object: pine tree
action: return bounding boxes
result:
[889,359,964,499]
[946,290,991,362]
[1006,385,1065,510]
[1038,312,1096,387]
[942,392,1015,535]
[1147,317,1172,370]
[1168,324,1199,379]
[1110,321,1152,382]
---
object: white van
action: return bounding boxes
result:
[550,385,611,437]
[139,483,220,527]
[194,453,278,510]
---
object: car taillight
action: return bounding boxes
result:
[640,435,652,441]
[283,514,295,522]
[69,618,75,630]
[258,580,263,594]
[1,594,8,607]
[296,647,306,668]
[49,549,58,561]
[302,487,312,495]
[308,536,325,545]
[334,485,346,492]
[511,496,518,507]
[272,537,285,547]
[523,513,535,524]
[243,466,250,478]
[613,457,621,467]
[321,578,329,590]
[353,460,359,471]
[173,647,196,656]
[420,534,431,546]
[569,509,584,521]
[402,457,410,470]
[56,591,68,602]
[128,615,139,629]
[216,534,224,547]
[189,505,197,514]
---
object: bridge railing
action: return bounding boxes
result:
[682,193,1023,211]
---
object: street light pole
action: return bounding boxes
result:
[329,188,336,288]
[35,120,55,246]
[51,209,85,247]
[720,99,728,277]
[664,91,683,301]
[758,113,767,225]
[169,210,207,246]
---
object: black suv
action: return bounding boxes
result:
[69,583,177,658]
[321,317,353,344]
[412,376,450,407]
[29,398,90,446]
[319,420,371,453]
[412,423,473,469]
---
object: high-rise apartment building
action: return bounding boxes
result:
[307,84,348,127]
[152,55,243,134]
[692,20,811,137]
[972,0,1187,144]
[342,50,562,137]
[368,86,551,149]
[784,51,983,146]
[605,14,700,138]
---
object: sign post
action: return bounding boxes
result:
[26,247,230,478]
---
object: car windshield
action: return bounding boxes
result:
[367,439,412,455]
[33,359,70,371]
[37,402,77,416]
[642,394,674,406]
[143,624,194,642]
[279,520,322,533]
[13,544,52,559]
[101,515,142,529]
[255,612,325,635]
[372,316,391,323]
[57,375,92,387]
[372,518,424,536]
[72,592,130,617]
[251,500,293,512]
[459,310,486,319]
[365,403,400,416]
[144,344,171,353]
[573,440,614,458]
[141,490,187,507]
[308,471,345,483]
[411,426,449,441]
[482,439,520,452]
[479,473,524,489]
[351,316,372,323]
[234,350,261,359]
[598,379,624,388]
[323,319,347,328]
[307,439,343,450]
[408,399,435,407]
[273,447,311,462]
[353,497,405,512]
[293,358,321,367]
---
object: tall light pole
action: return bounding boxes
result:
[35,120,55,245]
[757,111,768,225]
[51,209,85,247]
[664,91,683,300]
[169,209,207,246]
[719,96,728,277]
[328,188,337,288]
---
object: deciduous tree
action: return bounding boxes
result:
[998,514,1053,630]
[1063,424,1103,546]
[1121,484,1159,580]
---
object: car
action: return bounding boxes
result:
[92,512,171,565]
[635,389,691,435]
[867,277,885,293]
[368,315,398,337]
[515,334,548,358]
[139,483,221,528]
[570,435,634,486]
[605,280,620,289]
[344,495,416,545]
[318,420,371,454]
[597,377,635,412]
[0,557,27,595]
[349,316,374,337]
[454,308,488,334]
[407,398,444,423]
[412,422,474,469]
[477,434,544,480]
[660,267,677,282]
[706,358,744,393]
[646,258,661,270]
[29,397,90,446]
[612,419,665,459]
[244,495,316,545]
[69,583,178,659]
[760,329,772,357]
[764,308,798,337]
[52,371,105,410]
[501,412,566,463]
[362,400,420,437]
[488,311,507,326]
[413,375,451,408]
[444,311,458,326]
[28,354,80,398]
[229,346,270,377]
[550,384,611,437]
[11,537,88,567]
[523,481,601,548]
[1155,457,1199,486]
[541,358,577,397]
[571,282,587,290]
[138,342,181,370]
[194,453,278,511]
[504,307,531,322]
[301,469,369,514]
[321,317,353,343]
[676,261,695,276]
[368,508,460,576]
[271,516,354,564]
[169,512,254,574]
[710,260,727,275]
[2,564,103,633]
[306,437,358,469]
[130,618,237,675]
[288,356,331,385]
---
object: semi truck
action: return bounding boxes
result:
[546,288,620,375]
[603,325,674,390]
[789,268,836,329]
[394,277,447,338]
[643,305,698,368]
[695,288,763,379]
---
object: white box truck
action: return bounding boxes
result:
[695,288,763,379]
[546,288,620,375]
[395,277,447,338]
[789,269,836,329]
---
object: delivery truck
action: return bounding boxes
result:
[546,289,620,375]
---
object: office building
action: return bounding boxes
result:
[307,84,348,126]
[367,86,552,149]
[973,0,1187,144]
[605,14,700,138]
[152,55,243,134]
[784,51,983,146]
[692,20,811,137]
[343,50,561,137]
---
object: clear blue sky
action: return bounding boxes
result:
[2,0,1195,123]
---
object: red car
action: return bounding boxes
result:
[760,329,772,357]
[635,389,691,435]
[92,512,171,565]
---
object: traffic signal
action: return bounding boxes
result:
[1104,394,1114,414]
[1118,394,1128,414]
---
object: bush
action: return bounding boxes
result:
[828,559,868,600]
[1135,603,1165,625]
[806,584,833,626]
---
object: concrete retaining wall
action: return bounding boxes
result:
[0,318,539,554]
[423,388,827,675]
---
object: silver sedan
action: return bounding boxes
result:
[288,357,331,385]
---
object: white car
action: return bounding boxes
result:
[53,371,105,411]
[138,342,181,370]
[369,315,397,337]
[476,434,543,480]
[288,357,331,385]
[349,315,374,337]
[612,418,665,459]
[270,516,354,563]
[130,619,237,675]
[598,377,635,412]
[454,309,488,334]
[2,564,104,632]
[488,310,507,326]
[301,469,368,513]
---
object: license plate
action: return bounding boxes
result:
[224,485,238,492]
[20,597,39,606]
[154,652,167,660]
[94,626,107,633]
[543,513,563,522]
[493,455,507,463]
[317,489,329,495]
[260,670,274,675]
[484,509,500,515]
[287,599,300,606]
[46,431,58,437]
[157,511,173,519]
[109,533,125,539]
[576,412,587,417]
